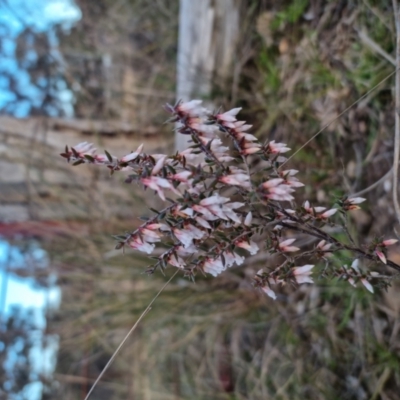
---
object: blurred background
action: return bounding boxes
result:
[1,0,400,399]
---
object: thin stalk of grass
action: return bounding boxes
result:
[281,67,400,168]
[83,269,179,400]
[392,0,400,224]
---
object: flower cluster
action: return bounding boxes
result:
[61,100,400,300]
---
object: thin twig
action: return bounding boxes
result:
[280,68,400,168]
[351,167,392,197]
[392,0,400,223]
[84,270,179,400]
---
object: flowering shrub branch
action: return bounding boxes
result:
[61,100,400,300]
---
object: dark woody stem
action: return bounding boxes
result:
[275,205,400,273]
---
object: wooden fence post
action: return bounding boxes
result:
[175,0,240,151]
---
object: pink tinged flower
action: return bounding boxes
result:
[278,238,300,253]
[221,202,244,223]
[233,121,253,132]
[303,201,326,214]
[350,259,360,271]
[177,148,198,165]
[171,171,192,182]
[210,139,234,162]
[195,216,212,229]
[222,252,245,269]
[217,107,242,122]
[141,228,162,243]
[72,142,97,157]
[244,212,253,226]
[200,194,230,206]
[176,244,197,257]
[236,132,258,142]
[261,179,294,201]
[262,178,284,189]
[344,197,365,209]
[347,197,366,205]
[317,240,333,257]
[241,144,262,155]
[267,140,291,154]
[261,286,277,300]
[361,278,374,293]
[92,154,108,164]
[219,172,251,189]
[167,253,186,269]
[292,265,314,284]
[173,224,206,248]
[176,100,207,117]
[141,176,180,201]
[347,277,356,288]
[177,206,194,217]
[320,208,338,219]
[343,197,365,210]
[235,239,259,255]
[192,205,219,221]
[120,144,144,163]
[317,240,332,251]
[280,170,304,188]
[188,118,218,137]
[151,155,167,175]
[128,237,155,254]
[203,257,225,277]
[375,250,387,264]
[382,239,398,247]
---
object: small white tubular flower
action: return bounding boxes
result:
[280,169,304,188]
[193,195,243,223]
[218,202,243,224]
[72,142,98,158]
[267,140,291,154]
[320,208,338,219]
[200,194,230,206]
[292,265,314,284]
[347,197,366,205]
[177,100,207,117]
[343,196,366,211]
[317,240,332,251]
[244,212,253,226]
[223,251,245,268]
[141,228,162,243]
[361,278,374,293]
[219,169,251,190]
[167,253,186,269]
[209,139,234,162]
[217,107,242,122]
[303,200,326,214]
[235,239,259,255]
[195,216,212,229]
[375,250,387,264]
[261,286,277,300]
[151,155,167,175]
[171,171,192,182]
[261,179,295,202]
[128,237,155,254]
[188,117,219,138]
[278,238,299,253]
[381,239,398,246]
[176,244,197,257]
[121,143,144,163]
[203,257,225,276]
[177,148,199,165]
[141,176,181,201]
[241,142,262,155]
[316,240,333,257]
[173,224,206,248]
